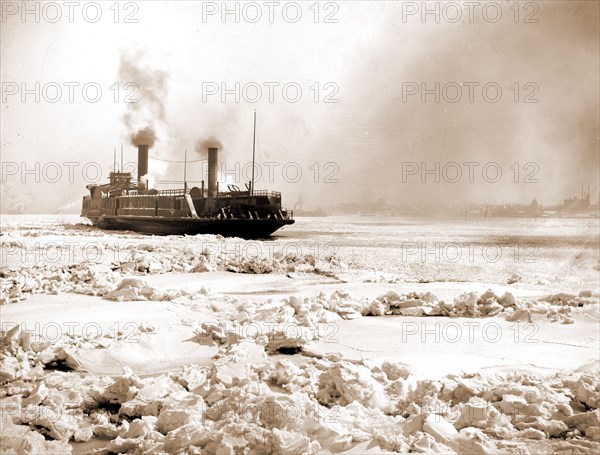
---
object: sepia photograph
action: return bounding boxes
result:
[1,1,599,453]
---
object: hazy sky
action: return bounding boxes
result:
[1,1,598,213]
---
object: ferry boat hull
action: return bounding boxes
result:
[94,215,294,238]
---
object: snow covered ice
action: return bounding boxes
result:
[1,215,599,454]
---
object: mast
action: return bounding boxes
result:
[113,147,117,173]
[184,148,188,192]
[251,110,256,196]
[120,144,123,173]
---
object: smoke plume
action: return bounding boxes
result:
[195,136,224,155]
[324,1,598,206]
[130,126,157,148]
[118,50,168,149]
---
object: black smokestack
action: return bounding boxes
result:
[138,144,149,184]
[208,147,218,198]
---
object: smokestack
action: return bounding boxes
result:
[137,144,149,184]
[208,147,218,198]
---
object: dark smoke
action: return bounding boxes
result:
[130,127,157,148]
[118,50,168,149]
[327,1,598,205]
[195,136,224,155]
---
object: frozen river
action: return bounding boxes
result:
[3,213,598,289]
[1,214,599,454]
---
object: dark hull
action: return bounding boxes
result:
[93,216,294,239]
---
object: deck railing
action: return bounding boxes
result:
[156,189,186,196]
[217,190,281,199]
[104,188,282,199]
[105,189,186,198]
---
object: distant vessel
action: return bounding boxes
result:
[295,208,327,217]
[81,115,294,238]
[293,202,327,217]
